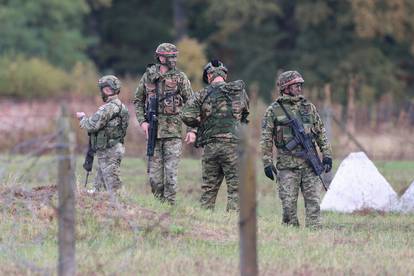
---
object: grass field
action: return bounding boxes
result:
[0,156,413,275]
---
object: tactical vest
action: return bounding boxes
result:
[144,66,184,115]
[197,84,241,146]
[92,102,129,151]
[272,98,316,152]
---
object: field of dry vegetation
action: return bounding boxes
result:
[0,90,413,274]
[0,155,413,275]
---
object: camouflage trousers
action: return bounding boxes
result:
[149,138,182,204]
[94,142,125,192]
[201,142,239,211]
[276,165,321,228]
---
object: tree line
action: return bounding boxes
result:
[1,0,414,107]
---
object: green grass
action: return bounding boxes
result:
[0,157,413,275]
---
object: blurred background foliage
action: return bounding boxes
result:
[0,0,414,104]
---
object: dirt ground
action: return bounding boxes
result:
[0,185,234,242]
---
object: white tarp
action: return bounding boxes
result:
[399,181,414,213]
[320,152,399,213]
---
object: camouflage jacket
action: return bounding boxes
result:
[260,95,332,170]
[80,96,129,150]
[133,64,195,139]
[180,80,249,146]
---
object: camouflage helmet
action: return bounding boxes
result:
[155,43,179,59]
[98,75,121,94]
[203,59,228,84]
[277,70,304,92]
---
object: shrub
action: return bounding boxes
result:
[177,37,207,91]
[70,61,99,97]
[0,55,101,99]
[0,55,72,98]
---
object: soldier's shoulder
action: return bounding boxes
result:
[197,86,209,95]
[117,100,129,112]
[145,63,157,72]
[121,103,130,118]
[192,87,209,101]
[122,102,129,111]
[270,99,282,109]
[263,101,279,114]
[299,97,317,110]
[141,64,157,78]
[174,68,190,80]
[104,101,121,112]
[225,80,245,91]
[97,102,114,114]
[298,95,312,105]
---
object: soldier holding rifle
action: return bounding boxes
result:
[260,71,332,229]
[134,43,196,205]
[76,75,129,193]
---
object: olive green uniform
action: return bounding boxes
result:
[260,95,332,227]
[181,80,249,211]
[80,97,129,191]
[134,64,194,204]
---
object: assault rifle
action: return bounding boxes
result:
[277,100,328,191]
[82,134,95,187]
[146,81,160,173]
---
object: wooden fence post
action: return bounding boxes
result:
[57,104,76,276]
[346,76,357,134]
[322,83,333,142]
[239,125,258,276]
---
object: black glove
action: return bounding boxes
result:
[322,157,332,173]
[264,164,278,180]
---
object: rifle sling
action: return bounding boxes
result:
[201,85,217,106]
[276,99,307,156]
[276,99,293,121]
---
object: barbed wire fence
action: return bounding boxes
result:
[0,104,173,275]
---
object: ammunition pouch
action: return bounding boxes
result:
[91,131,124,151]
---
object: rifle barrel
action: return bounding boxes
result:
[319,175,328,191]
[147,156,152,173]
[84,171,90,188]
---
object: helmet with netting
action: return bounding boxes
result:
[98,75,121,94]
[277,71,304,92]
[203,59,228,84]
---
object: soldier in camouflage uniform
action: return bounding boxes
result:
[134,43,196,205]
[181,60,249,211]
[260,71,332,228]
[76,75,129,192]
